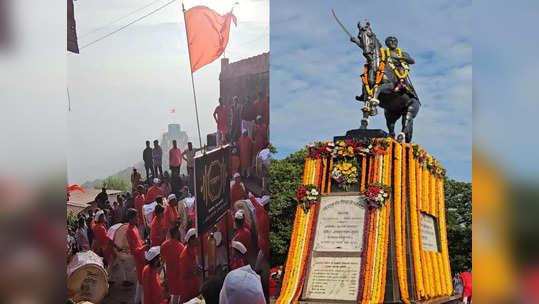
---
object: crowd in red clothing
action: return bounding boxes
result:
[214,93,270,193]
[68,172,271,303]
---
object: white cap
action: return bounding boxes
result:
[233,172,240,178]
[234,210,244,220]
[242,129,247,133]
[167,194,177,201]
[231,241,247,255]
[94,210,104,222]
[153,178,160,184]
[185,228,197,243]
[256,115,262,119]
[258,195,270,207]
[145,246,160,261]
[219,265,266,304]
[214,231,222,247]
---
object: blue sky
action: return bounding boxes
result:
[270,0,472,182]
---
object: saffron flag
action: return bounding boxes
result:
[184,6,237,72]
[67,184,85,194]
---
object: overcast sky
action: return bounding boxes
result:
[67,0,268,184]
[270,0,472,182]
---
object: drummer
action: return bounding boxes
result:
[142,246,168,304]
[161,225,185,304]
[91,210,119,267]
[232,210,254,260]
[230,241,248,270]
[165,194,180,228]
[125,208,149,304]
[150,204,168,246]
[179,228,201,303]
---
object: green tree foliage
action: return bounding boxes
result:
[97,176,130,193]
[269,149,307,267]
[444,178,472,274]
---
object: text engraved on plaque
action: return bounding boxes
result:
[314,196,366,252]
[420,213,439,252]
[304,256,362,301]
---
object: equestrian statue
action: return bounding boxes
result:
[332,11,420,143]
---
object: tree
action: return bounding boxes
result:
[97,176,130,193]
[444,178,472,274]
[269,149,306,267]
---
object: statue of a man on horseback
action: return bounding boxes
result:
[333,12,421,143]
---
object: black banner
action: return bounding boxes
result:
[195,145,230,234]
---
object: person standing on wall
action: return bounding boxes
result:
[213,97,229,145]
[182,142,201,193]
[143,140,154,182]
[131,168,141,193]
[169,140,183,179]
[152,140,163,178]
[241,96,256,139]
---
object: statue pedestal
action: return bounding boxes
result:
[334,129,389,142]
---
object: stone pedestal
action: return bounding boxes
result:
[334,129,389,142]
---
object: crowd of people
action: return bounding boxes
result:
[67,170,269,304]
[140,139,201,195]
[213,92,270,193]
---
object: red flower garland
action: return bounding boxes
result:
[357,208,372,303]
[290,202,320,303]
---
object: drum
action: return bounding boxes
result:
[67,250,108,303]
[109,223,131,261]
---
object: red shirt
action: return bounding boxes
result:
[238,135,252,169]
[179,246,200,301]
[214,104,229,133]
[233,225,253,256]
[142,265,167,304]
[161,238,185,295]
[150,215,168,246]
[250,196,269,258]
[92,222,115,264]
[135,194,146,227]
[253,123,268,158]
[230,183,247,207]
[230,155,240,176]
[169,147,183,167]
[146,186,164,204]
[164,204,179,227]
[126,223,146,282]
[460,272,472,297]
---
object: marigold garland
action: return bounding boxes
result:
[408,147,425,299]
[280,139,454,304]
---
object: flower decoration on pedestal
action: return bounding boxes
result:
[411,143,446,178]
[363,183,392,209]
[331,159,360,191]
[306,138,391,159]
[296,184,320,213]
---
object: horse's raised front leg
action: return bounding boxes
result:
[401,97,420,143]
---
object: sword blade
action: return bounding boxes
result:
[331,9,353,39]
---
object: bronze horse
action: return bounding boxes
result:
[351,21,420,143]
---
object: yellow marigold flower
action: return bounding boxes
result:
[352,167,357,172]
[339,141,345,147]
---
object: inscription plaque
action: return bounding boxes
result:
[314,195,366,252]
[304,256,362,301]
[420,213,439,252]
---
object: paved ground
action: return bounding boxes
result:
[102,258,138,304]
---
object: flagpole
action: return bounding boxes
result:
[182,2,203,149]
